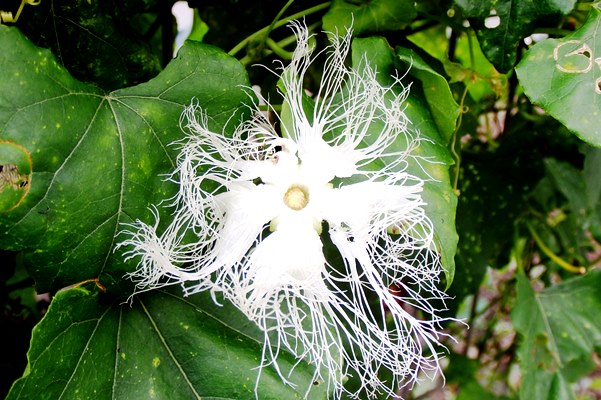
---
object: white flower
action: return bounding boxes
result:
[119,22,454,399]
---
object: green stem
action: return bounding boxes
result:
[266,0,296,41]
[466,31,476,71]
[228,2,331,57]
[239,21,320,65]
[265,37,294,60]
[526,223,586,274]
[257,104,282,113]
[450,85,469,194]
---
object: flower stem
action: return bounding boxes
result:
[526,223,586,274]
[228,2,331,57]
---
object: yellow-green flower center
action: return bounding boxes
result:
[283,185,309,211]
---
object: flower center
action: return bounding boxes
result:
[283,185,309,211]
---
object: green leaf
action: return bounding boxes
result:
[444,352,515,400]
[544,158,588,216]
[322,0,416,36]
[351,37,458,286]
[0,25,251,295]
[14,0,163,90]
[583,147,601,240]
[451,157,528,309]
[0,140,32,213]
[396,47,460,144]
[535,157,599,264]
[511,271,601,400]
[516,5,601,147]
[455,0,577,73]
[7,286,328,400]
[583,147,601,207]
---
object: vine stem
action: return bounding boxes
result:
[239,21,321,65]
[449,30,478,195]
[74,278,107,292]
[526,223,586,274]
[228,2,331,57]
[266,0,296,42]
[265,37,294,59]
[450,85,469,194]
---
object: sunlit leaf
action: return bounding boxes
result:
[396,47,460,144]
[0,25,251,295]
[7,286,329,400]
[516,5,601,147]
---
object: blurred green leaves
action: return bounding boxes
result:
[512,271,601,400]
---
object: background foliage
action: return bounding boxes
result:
[1,0,601,399]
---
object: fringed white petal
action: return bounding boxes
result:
[120,21,456,400]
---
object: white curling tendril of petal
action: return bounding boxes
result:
[118,20,458,400]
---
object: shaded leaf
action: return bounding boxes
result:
[15,0,163,90]
[450,147,536,312]
[7,286,328,400]
[583,147,601,240]
[322,0,416,36]
[583,147,601,207]
[0,25,251,295]
[532,157,599,265]
[512,271,601,399]
[516,5,601,147]
[455,0,577,73]
[544,158,588,217]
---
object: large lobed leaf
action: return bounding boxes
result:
[0,25,250,295]
[7,285,327,400]
[455,0,577,73]
[1,25,330,399]
[512,270,601,400]
[516,5,601,147]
